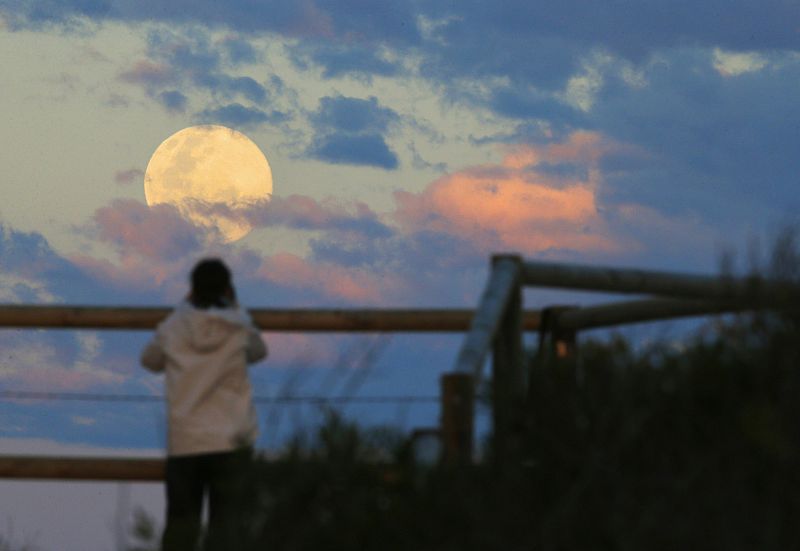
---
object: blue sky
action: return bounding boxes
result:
[1,4,800,544]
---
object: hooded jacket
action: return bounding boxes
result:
[141,301,267,456]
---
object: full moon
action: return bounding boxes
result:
[144,125,272,242]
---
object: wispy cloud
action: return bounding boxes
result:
[114,168,144,186]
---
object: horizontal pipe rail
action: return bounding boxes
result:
[522,261,800,305]
[0,456,165,481]
[0,305,542,332]
[556,298,748,330]
[0,456,407,481]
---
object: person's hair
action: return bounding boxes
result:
[190,258,233,309]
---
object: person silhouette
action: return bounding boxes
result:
[141,258,267,550]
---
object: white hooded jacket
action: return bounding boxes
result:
[141,302,267,456]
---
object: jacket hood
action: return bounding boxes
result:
[174,301,254,352]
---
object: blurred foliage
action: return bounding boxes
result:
[127,507,159,551]
[130,311,800,551]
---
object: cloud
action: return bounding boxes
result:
[306,95,400,169]
[196,103,288,128]
[92,199,203,261]
[118,60,173,87]
[0,223,112,304]
[222,35,259,65]
[712,48,769,77]
[589,49,800,224]
[0,331,124,391]
[158,90,188,112]
[193,74,268,104]
[259,195,393,237]
[290,42,403,80]
[394,131,629,255]
[311,95,399,134]
[258,252,407,304]
[114,168,144,185]
[489,86,585,125]
[114,27,294,123]
[308,133,398,169]
[182,194,393,239]
[5,0,799,87]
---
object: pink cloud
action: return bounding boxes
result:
[502,130,626,169]
[394,132,628,255]
[92,199,204,260]
[258,252,406,304]
[68,199,214,296]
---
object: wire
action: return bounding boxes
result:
[0,390,440,405]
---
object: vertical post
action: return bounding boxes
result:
[440,373,474,465]
[491,254,524,464]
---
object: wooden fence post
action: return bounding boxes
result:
[440,373,474,465]
[491,255,524,463]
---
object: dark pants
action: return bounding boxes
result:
[162,449,252,551]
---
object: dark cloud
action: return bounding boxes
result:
[196,103,289,128]
[488,87,585,125]
[0,0,111,29]
[290,42,402,80]
[158,90,188,112]
[306,95,400,169]
[222,36,258,65]
[421,1,800,65]
[5,0,799,72]
[531,162,590,184]
[115,28,291,121]
[222,76,266,104]
[588,50,800,222]
[308,133,399,170]
[0,223,118,303]
[311,95,399,134]
[146,27,220,73]
[192,73,267,104]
